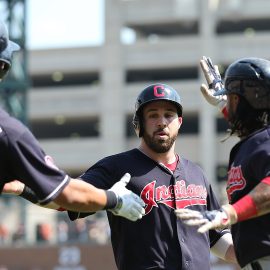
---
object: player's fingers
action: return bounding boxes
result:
[200,60,215,84]
[119,173,131,186]
[200,84,212,97]
[175,209,203,219]
[197,220,217,233]
[131,201,145,216]
[176,212,203,220]
[131,193,145,207]
[199,59,209,75]
[129,208,143,221]
[183,219,207,227]
[175,208,197,215]
[214,65,221,76]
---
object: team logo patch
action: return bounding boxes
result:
[226,165,246,202]
[44,155,60,171]
[141,180,207,215]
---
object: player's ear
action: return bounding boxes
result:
[178,117,182,129]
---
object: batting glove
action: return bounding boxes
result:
[109,173,145,222]
[200,56,227,112]
[175,204,237,233]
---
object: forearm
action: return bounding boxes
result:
[3,179,115,212]
[2,181,62,210]
[53,178,116,212]
[228,177,270,222]
[244,177,270,216]
[3,175,144,222]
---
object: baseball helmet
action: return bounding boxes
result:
[133,83,183,137]
[0,20,20,79]
[214,57,270,109]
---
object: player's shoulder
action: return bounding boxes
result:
[245,126,270,148]
[180,156,203,171]
[99,148,139,163]
[179,156,208,182]
[0,108,27,140]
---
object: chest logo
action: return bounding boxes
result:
[141,180,207,215]
[226,165,246,202]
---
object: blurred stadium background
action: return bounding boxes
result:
[1,0,270,268]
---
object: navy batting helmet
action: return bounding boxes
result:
[133,83,183,137]
[0,20,20,79]
[214,57,270,110]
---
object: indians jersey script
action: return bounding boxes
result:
[74,148,229,270]
[0,108,70,204]
[226,127,270,268]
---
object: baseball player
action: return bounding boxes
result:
[0,19,145,221]
[11,83,236,269]
[176,57,270,269]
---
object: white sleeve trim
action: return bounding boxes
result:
[38,175,70,204]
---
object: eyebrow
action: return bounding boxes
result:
[145,108,177,113]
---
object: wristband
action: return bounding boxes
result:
[104,190,118,210]
[262,176,270,185]
[232,195,258,222]
[19,186,39,204]
[221,106,228,120]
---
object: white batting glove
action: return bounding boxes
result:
[200,56,227,112]
[109,173,145,222]
[175,204,237,233]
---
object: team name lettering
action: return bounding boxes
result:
[226,165,246,202]
[141,180,207,215]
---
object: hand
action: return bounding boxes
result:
[2,180,25,195]
[109,173,145,222]
[200,56,227,111]
[175,204,237,233]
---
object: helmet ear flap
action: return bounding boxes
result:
[132,112,144,137]
[132,114,140,137]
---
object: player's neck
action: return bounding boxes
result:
[138,142,176,164]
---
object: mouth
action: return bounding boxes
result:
[154,131,168,138]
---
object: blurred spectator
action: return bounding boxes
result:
[0,224,9,244]
[74,219,89,243]
[12,223,25,245]
[68,219,89,243]
[57,220,69,243]
[88,218,110,245]
[36,223,52,243]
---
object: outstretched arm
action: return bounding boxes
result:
[2,174,146,222]
[175,177,270,233]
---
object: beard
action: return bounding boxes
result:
[143,129,178,153]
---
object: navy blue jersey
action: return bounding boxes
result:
[77,149,229,270]
[226,127,270,267]
[0,108,70,204]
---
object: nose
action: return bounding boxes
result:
[157,116,167,128]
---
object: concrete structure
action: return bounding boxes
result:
[29,0,270,194]
[14,0,269,242]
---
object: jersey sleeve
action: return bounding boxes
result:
[249,147,270,181]
[80,157,117,189]
[8,128,70,205]
[67,157,117,220]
